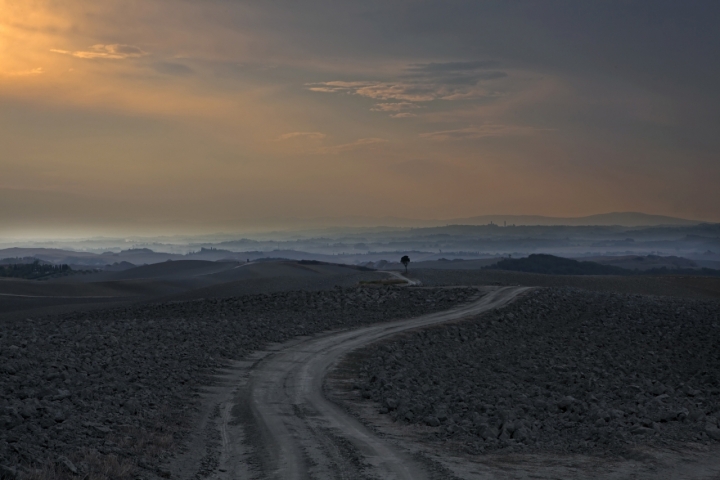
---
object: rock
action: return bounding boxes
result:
[512,426,529,442]
[57,455,77,474]
[478,424,496,440]
[123,398,139,415]
[689,409,706,423]
[705,424,720,441]
[0,465,17,480]
[630,425,653,435]
[54,410,66,423]
[19,405,35,419]
[425,416,440,427]
[557,396,576,411]
[384,398,398,410]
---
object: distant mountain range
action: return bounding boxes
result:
[447,212,701,227]
[298,212,701,228]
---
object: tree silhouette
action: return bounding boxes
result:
[400,255,410,273]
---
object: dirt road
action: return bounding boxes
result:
[171,286,529,479]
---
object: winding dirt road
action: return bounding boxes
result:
[173,285,529,479]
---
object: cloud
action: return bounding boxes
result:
[51,44,148,60]
[310,80,496,103]
[317,137,387,154]
[419,124,550,141]
[307,59,507,111]
[309,81,438,102]
[277,131,327,141]
[390,113,416,118]
[5,68,44,76]
[356,83,439,102]
[405,60,501,73]
[401,60,508,86]
[307,81,371,94]
[371,102,422,112]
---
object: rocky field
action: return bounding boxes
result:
[0,286,476,479]
[345,288,720,456]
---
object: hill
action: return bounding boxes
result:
[486,254,632,275]
[452,212,699,227]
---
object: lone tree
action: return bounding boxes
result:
[400,255,410,273]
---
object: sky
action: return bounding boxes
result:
[1,0,719,236]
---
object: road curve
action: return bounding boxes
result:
[243,286,530,479]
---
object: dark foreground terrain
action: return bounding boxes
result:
[342,288,720,457]
[0,286,476,479]
[0,260,386,323]
[4,258,720,479]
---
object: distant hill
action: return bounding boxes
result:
[486,254,629,275]
[0,260,72,280]
[450,212,700,227]
[248,211,703,229]
[487,254,720,277]
[580,255,698,271]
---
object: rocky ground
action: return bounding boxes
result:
[0,286,476,479]
[344,288,720,457]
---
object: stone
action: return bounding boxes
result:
[557,396,576,411]
[630,425,653,435]
[57,455,77,474]
[384,398,398,410]
[689,409,706,423]
[425,416,440,427]
[0,465,17,480]
[705,424,720,441]
[512,426,529,442]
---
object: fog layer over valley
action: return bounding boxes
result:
[2,219,720,271]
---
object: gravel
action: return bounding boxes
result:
[0,286,476,479]
[347,288,720,456]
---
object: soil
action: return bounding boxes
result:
[329,287,720,478]
[0,286,476,479]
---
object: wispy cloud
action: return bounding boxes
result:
[390,113,416,118]
[405,60,501,73]
[370,102,422,112]
[4,67,44,76]
[51,44,148,60]
[277,131,327,141]
[307,59,507,117]
[419,124,550,141]
[317,137,387,154]
[308,81,438,102]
